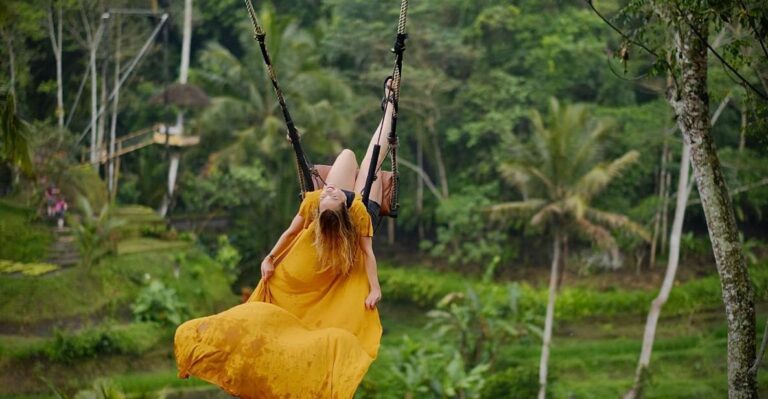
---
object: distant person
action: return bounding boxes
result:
[53,196,68,230]
[173,79,396,398]
[45,184,57,218]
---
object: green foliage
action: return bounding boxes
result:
[72,197,125,268]
[0,243,235,325]
[130,280,188,326]
[426,286,540,369]
[45,323,162,364]
[680,232,713,261]
[479,366,540,399]
[492,97,648,267]
[0,200,52,262]
[380,263,768,321]
[73,379,126,399]
[384,332,489,398]
[58,165,109,213]
[0,259,59,276]
[424,190,514,266]
[0,91,32,174]
[215,234,242,284]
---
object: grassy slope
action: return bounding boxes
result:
[0,244,235,325]
[361,308,768,399]
[0,200,52,262]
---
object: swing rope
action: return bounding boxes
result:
[243,0,409,216]
[243,0,315,196]
[361,0,408,218]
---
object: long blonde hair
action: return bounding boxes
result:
[314,206,358,275]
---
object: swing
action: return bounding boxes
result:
[242,0,409,218]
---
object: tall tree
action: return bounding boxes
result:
[490,98,649,399]
[657,4,757,396]
[625,94,732,399]
[589,1,762,394]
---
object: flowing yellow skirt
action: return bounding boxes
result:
[174,301,373,399]
[175,190,381,398]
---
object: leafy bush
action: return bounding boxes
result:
[215,234,242,283]
[72,197,125,267]
[131,280,188,326]
[0,201,52,262]
[422,190,517,267]
[58,165,108,213]
[44,323,162,363]
[386,336,490,399]
[427,285,540,369]
[480,366,540,399]
[73,379,127,399]
[379,263,768,320]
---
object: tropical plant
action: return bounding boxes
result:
[426,285,540,370]
[0,91,32,175]
[131,280,188,326]
[71,196,125,268]
[194,3,357,174]
[215,234,242,283]
[489,97,649,398]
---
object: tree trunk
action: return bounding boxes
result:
[48,5,65,128]
[98,52,108,163]
[416,137,424,240]
[160,0,192,217]
[556,235,568,290]
[538,232,561,399]
[669,13,756,398]
[659,151,671,256]
[88,29,99,165]
[624,142,691,399]
[3,31,16,98]
[108,16,121,198]
[649,135,670,268]
[428,116,449,198]
[738,100,746,152]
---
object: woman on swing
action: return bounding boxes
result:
[174,79,396,399]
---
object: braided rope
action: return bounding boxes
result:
[388,0,408,217]
[243,0,314,196]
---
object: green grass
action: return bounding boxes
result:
[0,260,59,276]
[379,262,768,321]
[117,238,191,255]
[111,372,212,394]
[0,200,52,262]
[0,242,235,325]
[362,308,768,399]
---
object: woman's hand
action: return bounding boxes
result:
[261,256,275,281]
[364,288,381,310]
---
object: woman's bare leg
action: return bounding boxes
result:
[325,149,358,191]
[354,81,395,200]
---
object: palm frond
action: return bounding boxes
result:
[563,195,587,220]
[531,202,562,226]
[576,150,640,199]
[498,163,532,197]
[575,218,617,250]
[587,208,651,241]
[485,199,546,220]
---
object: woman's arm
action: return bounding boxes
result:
[360,236,381,310]
[261,213,305,280]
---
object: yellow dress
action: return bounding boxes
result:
[174,190,382,399]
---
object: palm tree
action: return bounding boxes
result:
[193,4,357,227]
[195,4,356,171]
[489,98,649,399]
[0,91,32,176]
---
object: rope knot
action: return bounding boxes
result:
[392,33,408,55]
